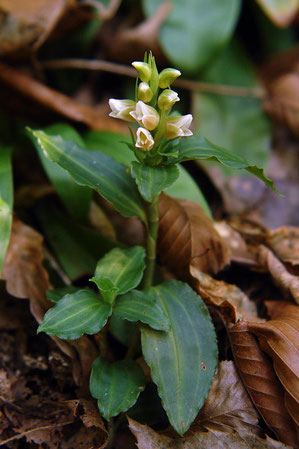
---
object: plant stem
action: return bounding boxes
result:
[142,194,160,290]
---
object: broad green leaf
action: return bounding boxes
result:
[38,289,112,339]
[109,314,136,346]
[131,162,179,202]
[37,124,92,223]
[142,0,240,74]
[90,356,145,419]
[84,130,212,214]
[35,201,116,280]
[195,41,271,174]
[46,286,80,303]
[113,289,170,331]
[174,136,282,195]
[0,146,13,277]
[28,129,146,222]
[141,280,218,435]
[90,246,146,304]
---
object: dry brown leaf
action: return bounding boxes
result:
[195,360,260,433]
[229,321,298,447]
[0,61,127,132]
[128,416,293,449]
[158,193,229,280]
[264,73,299,137]
[1,218,98,388]
[267,226,299,267]
[248,303,299,435]
[257,244,299,304]
[190,267,258,323]
[255,0,299,27]
[0,0,74,56]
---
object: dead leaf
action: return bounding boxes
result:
[195,360,260,434]
[264,73,299,137]
[158,194,230,281]
[128,416,293,449]
[267,226,299,267]
[229,321,298,447]
[0,0,74,56]
[189,267,258,323]
[0,61,127,132]
[1,218,99,388]
[257,244,299,304]
[255,0,299,27]
[248,303,299,436]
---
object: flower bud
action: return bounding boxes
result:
[132,61,152,82]
[159,68,181,88]
[135,127,155,151]
[165,114,193,139]
[158,89,180,111]
[109,99,136,122]
[138,82,153,103]
[130,101,160,131]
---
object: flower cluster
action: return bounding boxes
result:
[108,53,193,155]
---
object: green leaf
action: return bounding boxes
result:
[37,124,92,223]
[28,129,146,222]
[131,162,179,202]
[174,136,282,195]
[38,289,112,339]
[90,246,146,304]
[195,41,271,174]
[0,146,13,277]
[113,289,170,331]
[141,280,218,435]
[142,0,240,74]
[46,286,80,303]
[90,356,145,419]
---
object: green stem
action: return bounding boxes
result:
[142,194,160,290]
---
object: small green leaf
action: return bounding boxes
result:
[131,162,180,202]
[90,247,146,304]
[90,356,145,420]
[0,146,13,277]
[28,129,146,222]
[46,286,80,303]
[38,289,112,339]
[174,136,282,196]
[113,289,170,331]
[141,280,218,435]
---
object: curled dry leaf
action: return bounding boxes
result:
[0,62,127,133]
[190,267,258,323]
[128,416,293,449]
[257,244,299,304]
[229,321,298,448]
[158,193,230,280]
[248,303,299,435]
[266,226,299,268]
[264,73,299,137]
[1,218,98,387]
[255,0,299,27]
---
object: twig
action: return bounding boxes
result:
[41,58,266,98]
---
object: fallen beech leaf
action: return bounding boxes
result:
[158,193,229,280]
[0,0,74,55]
[128,416,292,449]
[1,218,98,387]
[264,73,299,137]
[248,303,299,435]
[195,360,260,433]
[255,0,299,27]
[229,321,298,447]
[190,267,258,323]
[0,62,126,133]
[267,226,299,267]
[257,244,299,304]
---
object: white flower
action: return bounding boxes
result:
[157,89,180,110]
[165,114,193,139]
[109,99,136,122]
[130,101,160,131]
[135,127,155,151]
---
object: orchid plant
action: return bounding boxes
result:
[28,52,280,436]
